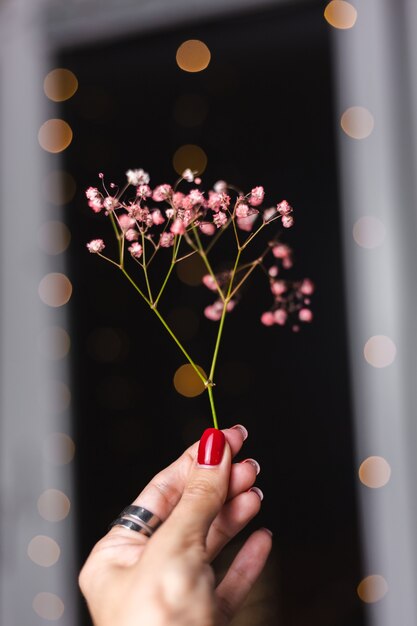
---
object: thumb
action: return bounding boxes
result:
[164,428,231,541]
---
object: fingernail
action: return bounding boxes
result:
[261,527,273,537]
[249,486,264,501]
[241,458,261,475]
[231,424,248,440]
[198,428,226,466]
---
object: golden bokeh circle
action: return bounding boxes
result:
[173,364,207,397]
[44,68,78,102]
[28,535,61,567]
[357,575,388,603]
[38,119,73,153]
[173,144,207,176]
[364,335,396,368]
[176,40,211,73]
[324,1,357,29]
[353,216,386,249]
[43,432,75,465]
[38,273,72,307]
[37,489,71,522]
[37,326,71,360]
[38,221,71,255]
[341,106,374,139]
[43,170,76,205]
[33,592,64,620]
[359,456,391,488]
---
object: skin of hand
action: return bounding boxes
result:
[78,425,273,626]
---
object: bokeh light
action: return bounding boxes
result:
[39,381,71,414]
[38,119,73,153]
[359,456,391,488]
[43,433,75,466]
[44,68,78,102]
[37,221,71,255]
[37,489,71,522]
[33,592,64,620]
[364,335,396,368]
[37,326,71,360]
[27,535,60,567]
[167,307,199,342]
[173,364,207,397]
[176,40,211,72]
[324,1,357,29]
[353,216,386,249]
[38,273,72,307]
[173,93,209,127]
[341,106,374,139]
[87,327,128,363]
[173,144,207,176]
[176,253,207,286]
[43,170,76,205]
[357,575,388,603]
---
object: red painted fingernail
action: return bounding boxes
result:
[198,428,226,466]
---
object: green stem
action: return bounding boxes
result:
[192,227,225,302]
[109,213,123,266]
[207,385,219,430]
[120,268,151,305]
[141,231,153,303]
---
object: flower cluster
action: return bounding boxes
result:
[85,167,314,427]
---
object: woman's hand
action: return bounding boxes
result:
[79,425,272,626]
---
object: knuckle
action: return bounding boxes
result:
[184,476,223,505]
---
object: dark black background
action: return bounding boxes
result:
[54,1,365,624]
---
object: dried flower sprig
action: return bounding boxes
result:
[86,168,314,428]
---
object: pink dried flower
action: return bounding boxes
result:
[128,242,143,258]
[271,280,287,296]
[213,211,228,228]
[268,266,279,277]
[208,191,230,212]
[125,228,139,241]
[153,184,172,202]
[214,180,227,193]
[128,204,149,222]
[136,184,152,199]
[159,232,174,247]
[86,187,100,200]
[282,256,293,269]
[199,222,216,236]
[282,215,294,228]
[165,208,175,219]
[263,207,276,222]
[204,305,222,321]
[151,209,165,225]
[170,218,186,235]
[249,186,264,206]
[88,198,103,213]
[87,239,105,253]
[261,311,275,326]
[182,168,195,182]
[172,191,185,209]
[299,278,315,295]
[103,197,118,213]
[126,169,150,186]
[299,308,313,322]
[183,189,205,208]
[202,274,218,291]
[274,309,288,325]
[236,203,250,218]
[237,214,258,232]
[272,244,291,259]
[277,200,293,216]
[119,214,136,231]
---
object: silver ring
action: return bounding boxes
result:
[109,505,162,537]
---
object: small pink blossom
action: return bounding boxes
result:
[261,311,275,326]
[236,203,250,218]
[172,191,185,209]
[199,222,216,236]
[282,256,293,269]
[274,309,288,325]
[165,208,175,219]
[88,198,103,213]
[128,242,143,258]
[277,200,293,216]
[249,186,264,206]
[282,215,294,228]
[136,184,152,199]
[182,168,195,182]
[103,197,118,213]
[153,184,172,202]
[87,239,105,253]
[126,169,150,186]
[213,211,228,228]
[263,207,276,222]
[86,187,100,200]
[151,209,165,225]
[125,228,139,241]
[170,218,186,235]
[237,214,258,232]
[159,232,174,247]
[208,191,230,212]
[226,300,236,312]
[183,189,204,208]
[268,266,279,277]
[300,278,315,295]
[272,244,291,259]
[119,214,136,231]
[129,204,149,222]
[271,280,287,296]
[214,180,227,193]
[299,308,313,322]
[204,305,222,321]
[202,274,218,291]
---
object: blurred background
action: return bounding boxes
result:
[1,0,417,625]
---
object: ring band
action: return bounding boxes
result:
[109,505,162,537]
